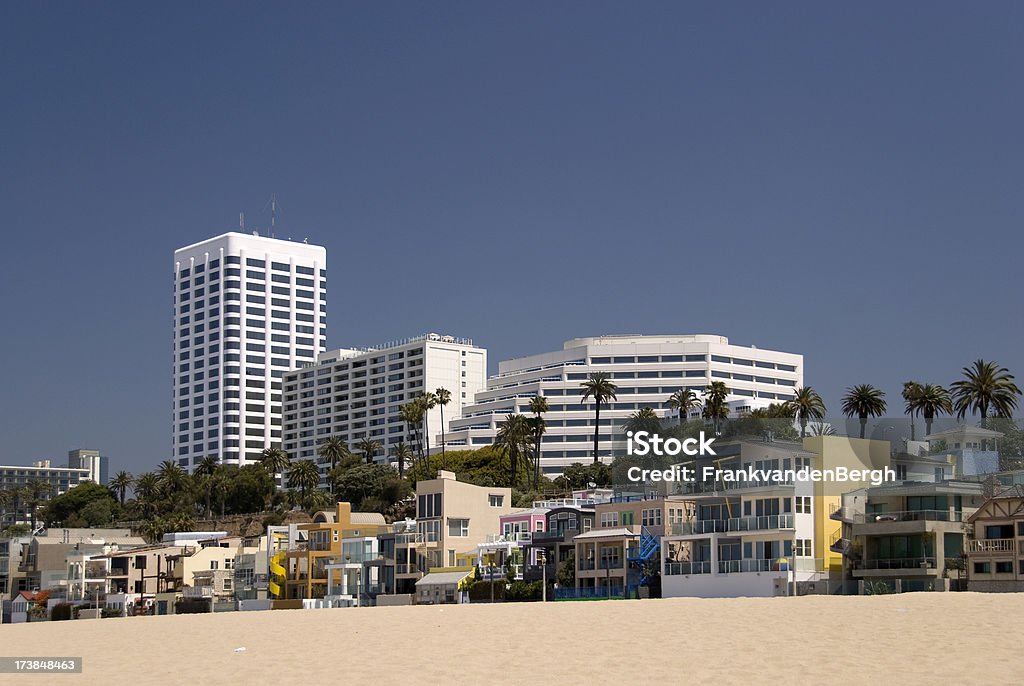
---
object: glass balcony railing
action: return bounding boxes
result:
[665,561,712,575]
[670,514,794,535]
[852,510,963,524]
[853,557,937,570]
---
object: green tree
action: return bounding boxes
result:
[156,460,187,495]
[702,381,730,435]
[581,372,618,464]
[902,381,923,441]
[332,463,402,509]
[667,388,702,422]
[356,438,383,465]
[391,442,414,479]
[194,456,220,518]
[43,482,118,527]
[624,407,662,435]
[400,399,426,463]
[783,386,827,438]
[25,479,53,531]
[951,359,1021,431]
[528,395,549,488]
[841,384,887,439]
[133,472,160,518]
[556,552,576,588]
[286,460,321,509]
[259,446,291,509]
[913,383,953,437]
[317,436,350,494]
[497,413,531,487]
[435,387,451,467]
[110,471,133,507]
[555,462,612,490]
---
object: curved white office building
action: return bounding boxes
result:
[444,334,803,475]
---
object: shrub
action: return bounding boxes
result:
[505,580,542,602]
[467,580,505,602]
[174,598,212,614]
[50,603,73,621]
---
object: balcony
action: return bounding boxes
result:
[665,561,712,575]
[967,539,1016,554]
[852,557,937,573]
[676,477,795,496]
[485,532,532,544]
[531,529,577,543]
[851,510,963,524]
[670,514,794,536]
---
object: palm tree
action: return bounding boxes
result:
[25,480,52,531]
[420,391,438,462]
[841,384,887,439]
[156,460,187,495]
[392,442,415,479]
[667,388,702,422]
[702,381,730,435]
[195,455,219,477]
[287,460,321,510]
[580,373,618,464]
[496,413,531,486]
[110,471,133,507]
[951,359,1021,429]
[624,407,662,434]
[435,387,452,468]
[259,446,291,481]
[914,383,953,437]
[400,400,426,461]
[783,387,827,438]
[902,381,923,441]
[357,438,383,464]
[133,473,160,517]
[317,436,350,494]
[528,395,549,488]
[0,489,12,524]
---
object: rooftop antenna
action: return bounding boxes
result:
[271,193,277,238]
[239,212,245,231]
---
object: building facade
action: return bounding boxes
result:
[445,334,803,473]
[172,232,327,470]
[966,493,1024,592]
[281,333,486,476]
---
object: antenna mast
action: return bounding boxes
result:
[271,193,277,238]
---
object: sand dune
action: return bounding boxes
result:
[2,593,1018,685]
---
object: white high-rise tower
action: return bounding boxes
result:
[172,232,327,471]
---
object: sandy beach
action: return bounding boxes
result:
[1,593,1019,685]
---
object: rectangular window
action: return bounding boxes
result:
[795,539,812,557]
[447,518,470,537]
[488,494,504,507]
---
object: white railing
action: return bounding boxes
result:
[967,538,1015,553]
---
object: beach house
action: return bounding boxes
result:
[965,491,1024,592]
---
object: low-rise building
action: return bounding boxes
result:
[966,492,1024,592]
[831,480,983,592]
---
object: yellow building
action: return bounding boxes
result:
[279,502,389,600]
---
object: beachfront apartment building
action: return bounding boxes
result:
[658,436,891,598]
[573,496,680,596]
[274,502,390,600]
[414,471,514,571]
[831,480,983,592]
[281,333,486,482]
[475,507,549,581]
[444,334,803,475]
[172,232,327,471]
[524,497,599,583]
[965,492,1024,592]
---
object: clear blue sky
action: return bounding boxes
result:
[2,2,1022,474]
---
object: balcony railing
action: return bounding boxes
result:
[670,514,794,535]
[485,532,532,544]
[665,561,712,575]
[853,557,936,570]
[852,510,963,524]
[967,538,1016,554]
[675,477,795,495]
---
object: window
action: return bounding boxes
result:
[448,518,469,537]
[795,539,812,557]
[488,494,504,507]
[641,508,662,527]
[600,512,618,528]
[974,562,991,574]
[996,561,1013,574]
[795,496,812,514]
[895,464,908,481]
